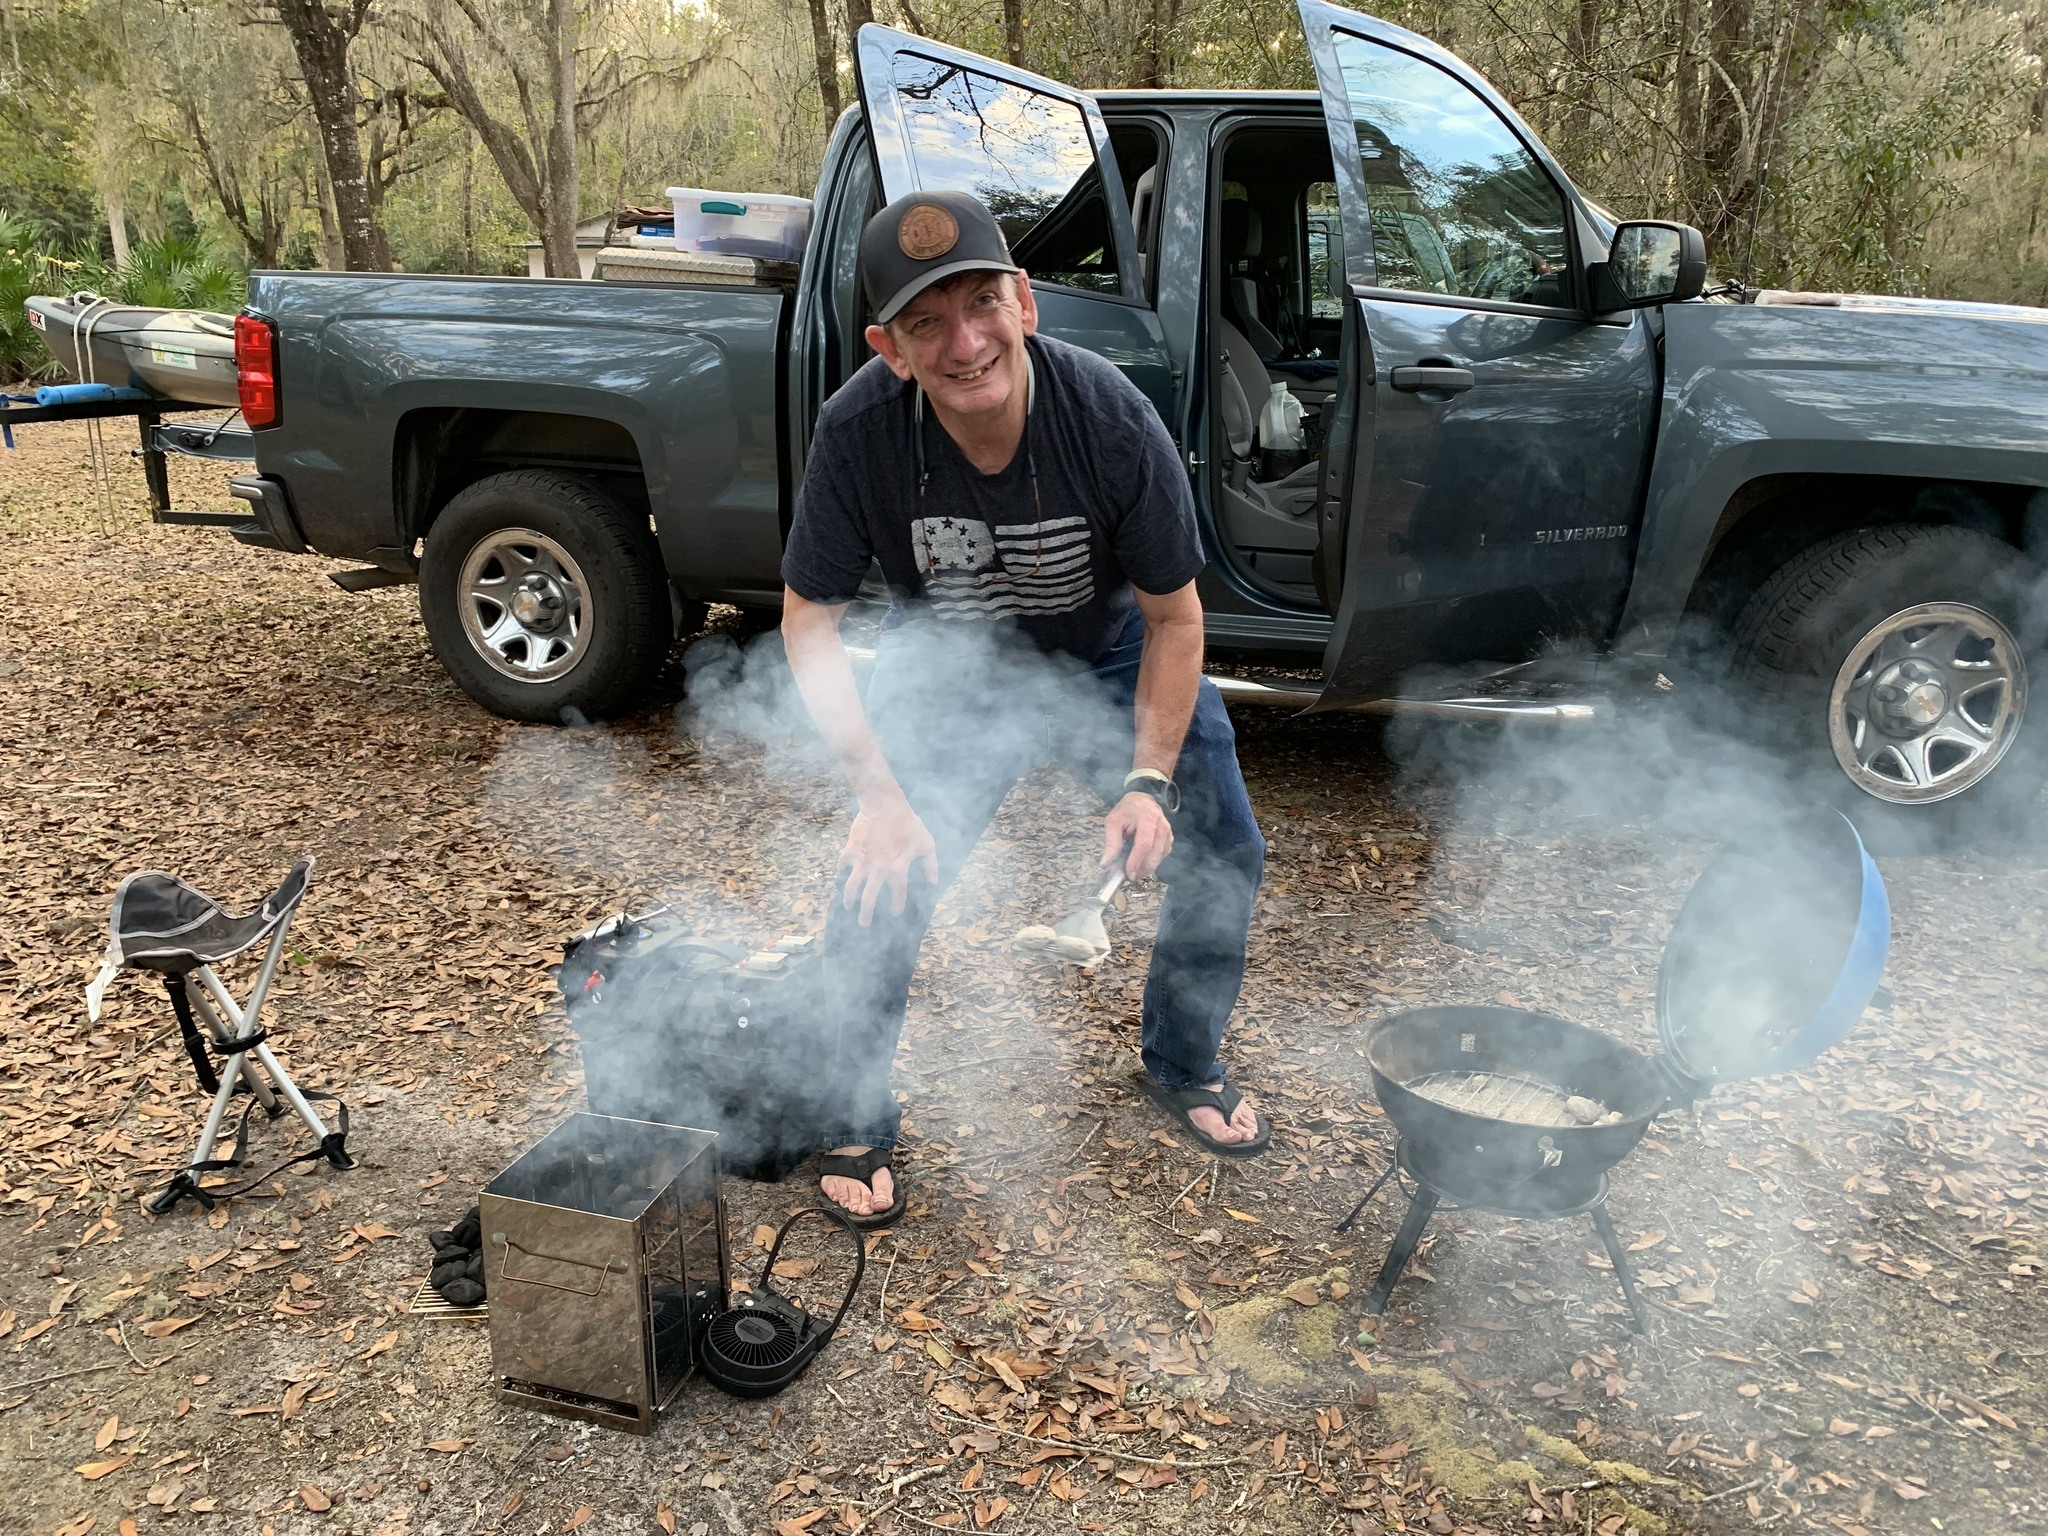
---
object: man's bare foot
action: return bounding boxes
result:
[821,1146,895,1217]
[1186,1086,1260,1146]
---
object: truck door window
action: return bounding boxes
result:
[1305,182,1345,319]
[1330,33,1571,308]
[890,52,1121,294]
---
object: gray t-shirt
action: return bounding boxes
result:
[781,334,1204,663]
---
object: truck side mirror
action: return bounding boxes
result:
[1591,221,1707,311]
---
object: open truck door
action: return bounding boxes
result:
[852,23,1174,417]
[1296,2,1660,707]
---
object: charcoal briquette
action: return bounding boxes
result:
[441,1278,485,1308]
[430,1259,469,1289]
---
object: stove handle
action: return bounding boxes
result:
[494,1234,617,1296]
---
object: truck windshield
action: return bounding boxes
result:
[889,52,1121,295]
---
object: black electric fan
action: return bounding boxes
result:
[700,1206,865,1399]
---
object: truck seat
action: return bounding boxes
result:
[1220,202,1286,355]
[1216,316,1319,579]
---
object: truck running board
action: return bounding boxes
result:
[155,509,257,528]
[329,567,413,593]
[1205,674,1603,724]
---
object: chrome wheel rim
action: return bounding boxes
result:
[1828,602,2026,805]
[457,528,592,683]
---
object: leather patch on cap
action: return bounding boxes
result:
[898,203,959,261]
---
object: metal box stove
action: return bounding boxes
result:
[480,1114,728,1433]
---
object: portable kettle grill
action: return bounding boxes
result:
[700,1206,866,1398]
[1341,809,1891,1330]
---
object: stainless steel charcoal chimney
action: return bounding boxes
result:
[480,1113,728,1433]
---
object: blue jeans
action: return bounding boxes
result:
[816,611,1266,1153]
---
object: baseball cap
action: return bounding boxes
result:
[861,190,1021,324]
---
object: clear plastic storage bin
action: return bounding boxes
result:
[665,189,813,263]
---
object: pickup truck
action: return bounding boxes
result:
[226,1,2048,848]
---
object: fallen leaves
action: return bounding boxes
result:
[423,1438,468,1454]
[300,1485,332,1512]
[137,1316,197,1339]
[75,1455,133,1480]
[359,1329,400,1360]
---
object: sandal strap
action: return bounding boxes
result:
[821,1148,892,1184]
[1161,1082,1241,1119]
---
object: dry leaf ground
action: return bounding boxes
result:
[4,421,2047,1536]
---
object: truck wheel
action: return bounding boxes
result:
[1730,524,2047,851]
[419,470,672,723]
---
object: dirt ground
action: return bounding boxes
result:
[4,419,2047,1536]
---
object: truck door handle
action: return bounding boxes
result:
[1390,365,1476,394]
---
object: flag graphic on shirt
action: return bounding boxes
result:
[912,515,1095,619]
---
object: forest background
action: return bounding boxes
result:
[3,0,2048,381]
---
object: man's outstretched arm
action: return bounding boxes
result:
[781,588,938,925]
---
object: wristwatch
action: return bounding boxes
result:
[1122,769,1181,814]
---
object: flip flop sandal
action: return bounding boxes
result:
[1135,1073,1272,1159]
[819,1147,908,1229]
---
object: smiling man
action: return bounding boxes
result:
[780,190,1270,1226]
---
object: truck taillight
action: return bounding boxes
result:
[235,313,279,429]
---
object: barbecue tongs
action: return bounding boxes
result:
[1013,856,1126,969]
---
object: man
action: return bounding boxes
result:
[781,190,1269,1227]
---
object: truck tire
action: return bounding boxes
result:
[1729,524,2048,851]
[419,470,672,723]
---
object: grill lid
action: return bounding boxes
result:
[1655,809,1889,1093]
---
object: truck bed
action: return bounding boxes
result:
[247,270,792,598]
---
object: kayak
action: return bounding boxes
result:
[23,293,239,408]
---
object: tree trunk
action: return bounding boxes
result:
[272,0,388,271]
[315,165,346,270]
[462,138,476,274]
[1697,0,1756,253]
[1003,0,1024,67]
[105,184,130,268]
[540,0,581,279]
[807,0,841,125]
[1564,0,1601,154]
[1128,0,1179,88]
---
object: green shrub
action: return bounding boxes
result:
[0,210,62,386]
[2,216,247,386]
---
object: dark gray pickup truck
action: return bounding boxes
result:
[229,3,2048,845]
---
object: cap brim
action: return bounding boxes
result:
[875,258,1023,323]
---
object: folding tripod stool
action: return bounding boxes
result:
[86,857,354,1215]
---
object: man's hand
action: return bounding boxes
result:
[840,797,939,926]
[1104,791,1173,881]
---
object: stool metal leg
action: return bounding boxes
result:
[186,1049,250,1171]
[193,963,334,1142]
[148,902,352,1214]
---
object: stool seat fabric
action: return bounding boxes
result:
[87,861,314,1020]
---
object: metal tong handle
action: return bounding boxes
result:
[1092,855,1127,907]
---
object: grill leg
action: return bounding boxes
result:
[1362,1186,1440,1316]
[1590,1206,1649,1335]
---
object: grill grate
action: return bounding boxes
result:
[1407,1070,1599,1127]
